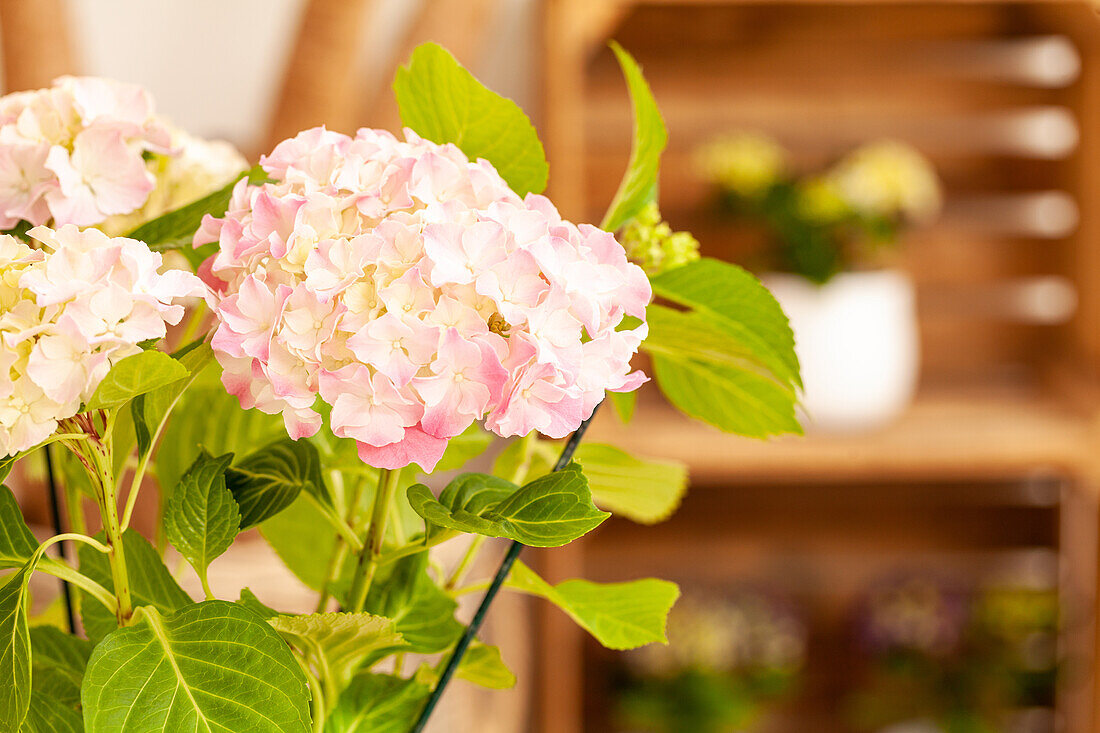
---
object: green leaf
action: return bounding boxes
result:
[155,384,286,502]
[455,642,515,689]
[507,561,679,650]
[651,353,801,438]
[82,601,311,733]
[601,42,668,233]
[164,450,240,586]
[363,552,462,654]
[394,42,548,197]
[77,530,192,643]
[259,495,340,592]
[325,673,429,733]
[609,390,637,423]
[644,258,803,437]
[574,444,687,524]
[133,341,214,460]
[226,438,328,529]
[0,564,34,731]
[85,350,189,412]
[237,588,280,620]
[0,486,38,569]
[20,627,93,733]
[650,257,801,391]
[408,464,609,548]
[127,165,264,269]
[21,666,83,733]
[269,612,402,691]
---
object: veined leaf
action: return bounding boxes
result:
[507,561,679,650]
[269,612,402,691]
[132,340,214,460]
[237,588,279,620]
[127,165,264,267]
[574,444,687,525]
[21,666,83,733]
[652,354,801,438]
[325,673,429,733]
[226,438,328,529]
[259,494,341,592]
[601,42,668,233]
[454,642,516,690]
[363,552,462,654]
[0,485,38,569]
[0,563,34,731]
[407,463,609,548]
[394,42,548,197]
[650,257,801,391]
[644,258,803,437]
[82,601,311,732]
[77,530,192,643]
[20,627,93,733]
[85,351,190,412]
[155,384,285,502]
[164,450,240,589]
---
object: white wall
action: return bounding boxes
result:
[64,0,534,151]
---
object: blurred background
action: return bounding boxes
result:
[8,0,1100,731]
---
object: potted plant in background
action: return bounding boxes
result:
[697,134,942,431]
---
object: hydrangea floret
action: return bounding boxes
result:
[0,225,204,456]
[199,127,651,471]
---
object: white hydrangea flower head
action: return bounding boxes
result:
[0,226,204,457]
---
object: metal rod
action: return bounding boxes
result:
[44,445,76,633]
[409,403,602,732]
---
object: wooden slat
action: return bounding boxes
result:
[263,0,375,149]
[0,0,75,92]
[586,385,1092,484]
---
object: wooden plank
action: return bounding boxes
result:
[0,0,75,92]
[263,0,375,149]
[586,386,1092,484]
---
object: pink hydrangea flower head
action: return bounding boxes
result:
[0,77,176,229]
[202,127,650,471]
[0,226,204,457]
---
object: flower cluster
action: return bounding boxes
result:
[200,127,650,471]
[100,129,248,237]
[620,202,700,275]
[0,76,174,229]
[0,226,204,456]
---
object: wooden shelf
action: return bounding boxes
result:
[588,385,1097,484]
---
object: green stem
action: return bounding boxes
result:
[91,425,133,625]
[346,468,401,611]
[314,477,368,612]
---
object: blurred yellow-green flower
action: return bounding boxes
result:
[694,132,787,197]
[828,140,942,223]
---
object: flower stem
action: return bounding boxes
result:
[100,473,133,624]
[314,477,367,612]
[88,416,133,625]
[347,468,401,611]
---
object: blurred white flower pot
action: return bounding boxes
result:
[763,269,920,432]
